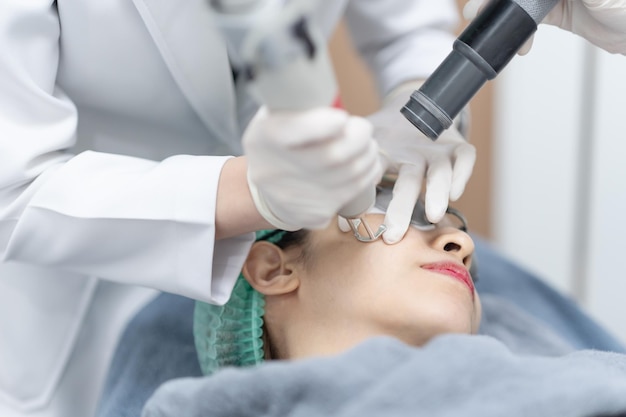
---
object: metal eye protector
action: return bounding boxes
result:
[347,186,468,243]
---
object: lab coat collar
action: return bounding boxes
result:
[131,0,239,147]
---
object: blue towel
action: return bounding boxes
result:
[142,334,626,417]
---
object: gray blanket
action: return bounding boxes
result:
[142,333,626,417]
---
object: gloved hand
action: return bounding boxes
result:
[362,81,476,244]
[464,0,626,55]
[244,106,383,231]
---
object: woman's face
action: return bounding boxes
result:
[293,213,480,347]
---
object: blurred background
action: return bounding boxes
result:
[328,1,626,343]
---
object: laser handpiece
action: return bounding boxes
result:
[401,0,559,140]
[210,0,379,236]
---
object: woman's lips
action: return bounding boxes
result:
[422,262,475,295]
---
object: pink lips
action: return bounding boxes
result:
[422,262,475,295]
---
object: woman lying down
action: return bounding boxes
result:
[141,187,626,417]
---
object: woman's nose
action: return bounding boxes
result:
[431,228,474,268]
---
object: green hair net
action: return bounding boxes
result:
[194,229,286,375]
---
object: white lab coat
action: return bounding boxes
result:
[0,0,458,415]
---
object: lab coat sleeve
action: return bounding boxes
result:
[344,0,460,98]
[0,0,253,305]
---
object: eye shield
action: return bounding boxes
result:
[348,186,468,243]
[373,186,464,231]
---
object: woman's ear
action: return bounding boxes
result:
[242,241,300,296]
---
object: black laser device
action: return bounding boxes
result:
[401,0,559,140]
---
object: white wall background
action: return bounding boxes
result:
[492,25,626,343]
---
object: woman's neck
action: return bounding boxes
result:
[270,315,394,360]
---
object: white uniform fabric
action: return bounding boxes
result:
[0,0,458,415]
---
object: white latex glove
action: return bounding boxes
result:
[464,0,626,55]
[244,107,383,231]
[364,82,476,244]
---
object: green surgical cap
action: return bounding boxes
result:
[194,229,286,375]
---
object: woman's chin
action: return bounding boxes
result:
[399,302,480,345]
